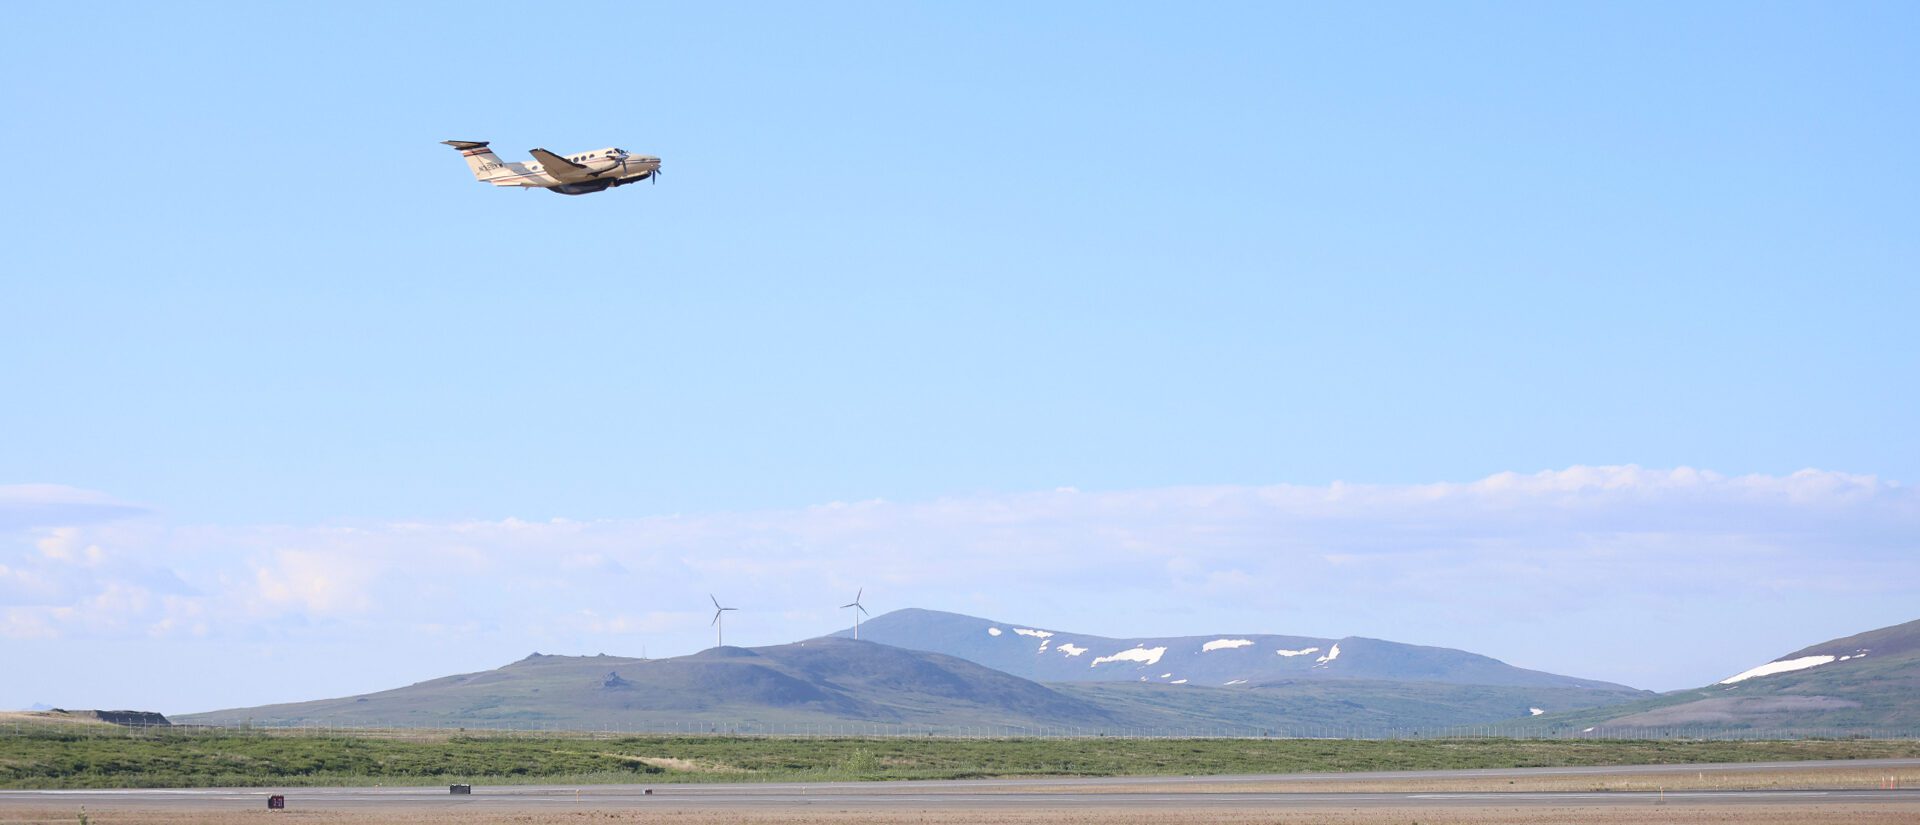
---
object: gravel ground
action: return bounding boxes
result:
[1011,766,1920,794]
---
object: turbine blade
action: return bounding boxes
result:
[711,610,721,626]
[711,594,721,610]
[841,602,858,609]
[858,605,869,616]
[855,587,862,601]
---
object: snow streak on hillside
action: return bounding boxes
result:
[1719,652,1865,684]
[1092,646,1167,667]
[1202,639,1253,652]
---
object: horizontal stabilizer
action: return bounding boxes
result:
[441,140,490,150]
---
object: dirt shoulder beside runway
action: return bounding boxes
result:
[1004,764,1920,794]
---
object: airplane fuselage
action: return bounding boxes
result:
[443,141,661,195]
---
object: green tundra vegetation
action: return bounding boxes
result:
[2,726,1917,789]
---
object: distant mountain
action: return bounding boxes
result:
[177,610,1667,734]
[177,634,1642,733]
[1520,618,1920,735]
[836,608,1640,692]
[180,637,1116,729]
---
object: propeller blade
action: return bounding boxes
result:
[711,610,722,626]
[841,602,858,609]
[711,594,721,610]
[858,604,869,616]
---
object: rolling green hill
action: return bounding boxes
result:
[1516,618,1920,735]
[181,638,1116,730]
[1057,678,1646,734]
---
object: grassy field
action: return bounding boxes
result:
[2,727,1918,789]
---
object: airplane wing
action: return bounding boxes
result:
[528,148,596,183]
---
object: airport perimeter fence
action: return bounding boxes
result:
[7,718,1920,743]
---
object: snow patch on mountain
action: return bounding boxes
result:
[1719,655,1837,684]
[1171,679,1187,684]
[1224,679,1247,686]
[1202,639,1254,652]
[1315,644,1342,665]
[986,627,1002,637]
[1275,647,1320,657]
[1529,708,1545,716]
[1014,628,1053,639]
[1092,646,1167,667]
[1057,643,1087,657]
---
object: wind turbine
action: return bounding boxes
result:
[710,594,738,648]
[841,588,869,640]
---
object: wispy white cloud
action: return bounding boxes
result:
[0,484,146,531]
[1,468,1914,693]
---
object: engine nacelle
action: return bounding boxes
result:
[549,179,617,196]
[610,171,655,187]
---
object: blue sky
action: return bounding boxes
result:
[2,3,1916,711]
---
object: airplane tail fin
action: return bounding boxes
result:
[442,140,507,181]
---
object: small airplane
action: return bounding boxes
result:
[442,140,661,195]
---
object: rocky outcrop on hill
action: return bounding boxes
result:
[52,709,171,726]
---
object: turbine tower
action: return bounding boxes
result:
[710,594,738,648]
[841,587,869,640]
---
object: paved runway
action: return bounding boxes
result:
[4,759,1916,813]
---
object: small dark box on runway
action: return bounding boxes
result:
[450,784,472,794]
[267,794,285,810]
